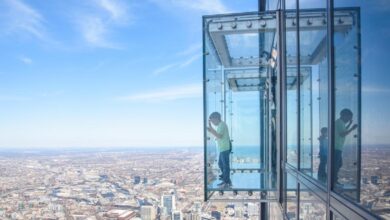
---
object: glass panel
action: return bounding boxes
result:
[204,17,224,199]
[332,2,390,218]
[286,172,298,219]
[298,4,329,186]
[225,32,273,59]
[332,7,361,202]
[286,7,299,168]
[299,67,313,173]
[299,184,327,219]
[204,12,278,199]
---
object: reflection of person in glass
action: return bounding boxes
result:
[207,112,232,188]
[318,127,328,183]
[334,108,358,186]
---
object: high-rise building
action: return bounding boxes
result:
[371,176,379,185]
[134,176,141,184]
[161,194,176,216]
[172,210,182,220]
[202,1,388,219]
[141,205,156,220]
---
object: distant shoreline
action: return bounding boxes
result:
[0,144,388,157]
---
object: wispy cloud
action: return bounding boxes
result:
[152,44,202,75]
[152,0,229,14]
[176,43,202,57]
[75,0,131,49]
[152,54,202,75]
[19,56,33,65]
[153,63,179,75]
[0,0,48,41]
[96,0,127,22]
[117,84,202,102]
[79,16,114,48]
[179,53,202,68]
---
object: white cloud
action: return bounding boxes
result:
[80,16,114,48]
[75,0,131,49]
[1,0,48,40]
[19,56,33,65]
[117,84,202,102]
[152,0,229,14]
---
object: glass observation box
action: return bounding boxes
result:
[203,8,361,201]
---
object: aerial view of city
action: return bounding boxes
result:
[0,0,389,219]
[0,145,389,219]
[0,148,263,219]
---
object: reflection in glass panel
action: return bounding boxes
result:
[299,184,326,220]
[298,6,329,186]
[286,9,298,168]
[332,7,361,202]
[286,173,297,219]
[333,2,390,218]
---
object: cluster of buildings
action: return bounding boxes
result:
[0,146,388,219]
[0,149,260,220]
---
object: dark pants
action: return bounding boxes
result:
[318,155,327,182]
[334,150,343,183]
[218,150,231,184]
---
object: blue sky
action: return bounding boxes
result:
[0,0,257,148]
[0,0,388,148]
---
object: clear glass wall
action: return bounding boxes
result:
[332,7,361,202]
[204,12,278,199]
[298,3,329,185]
[285,6,299,168]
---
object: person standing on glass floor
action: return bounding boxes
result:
[207,112,232,188]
